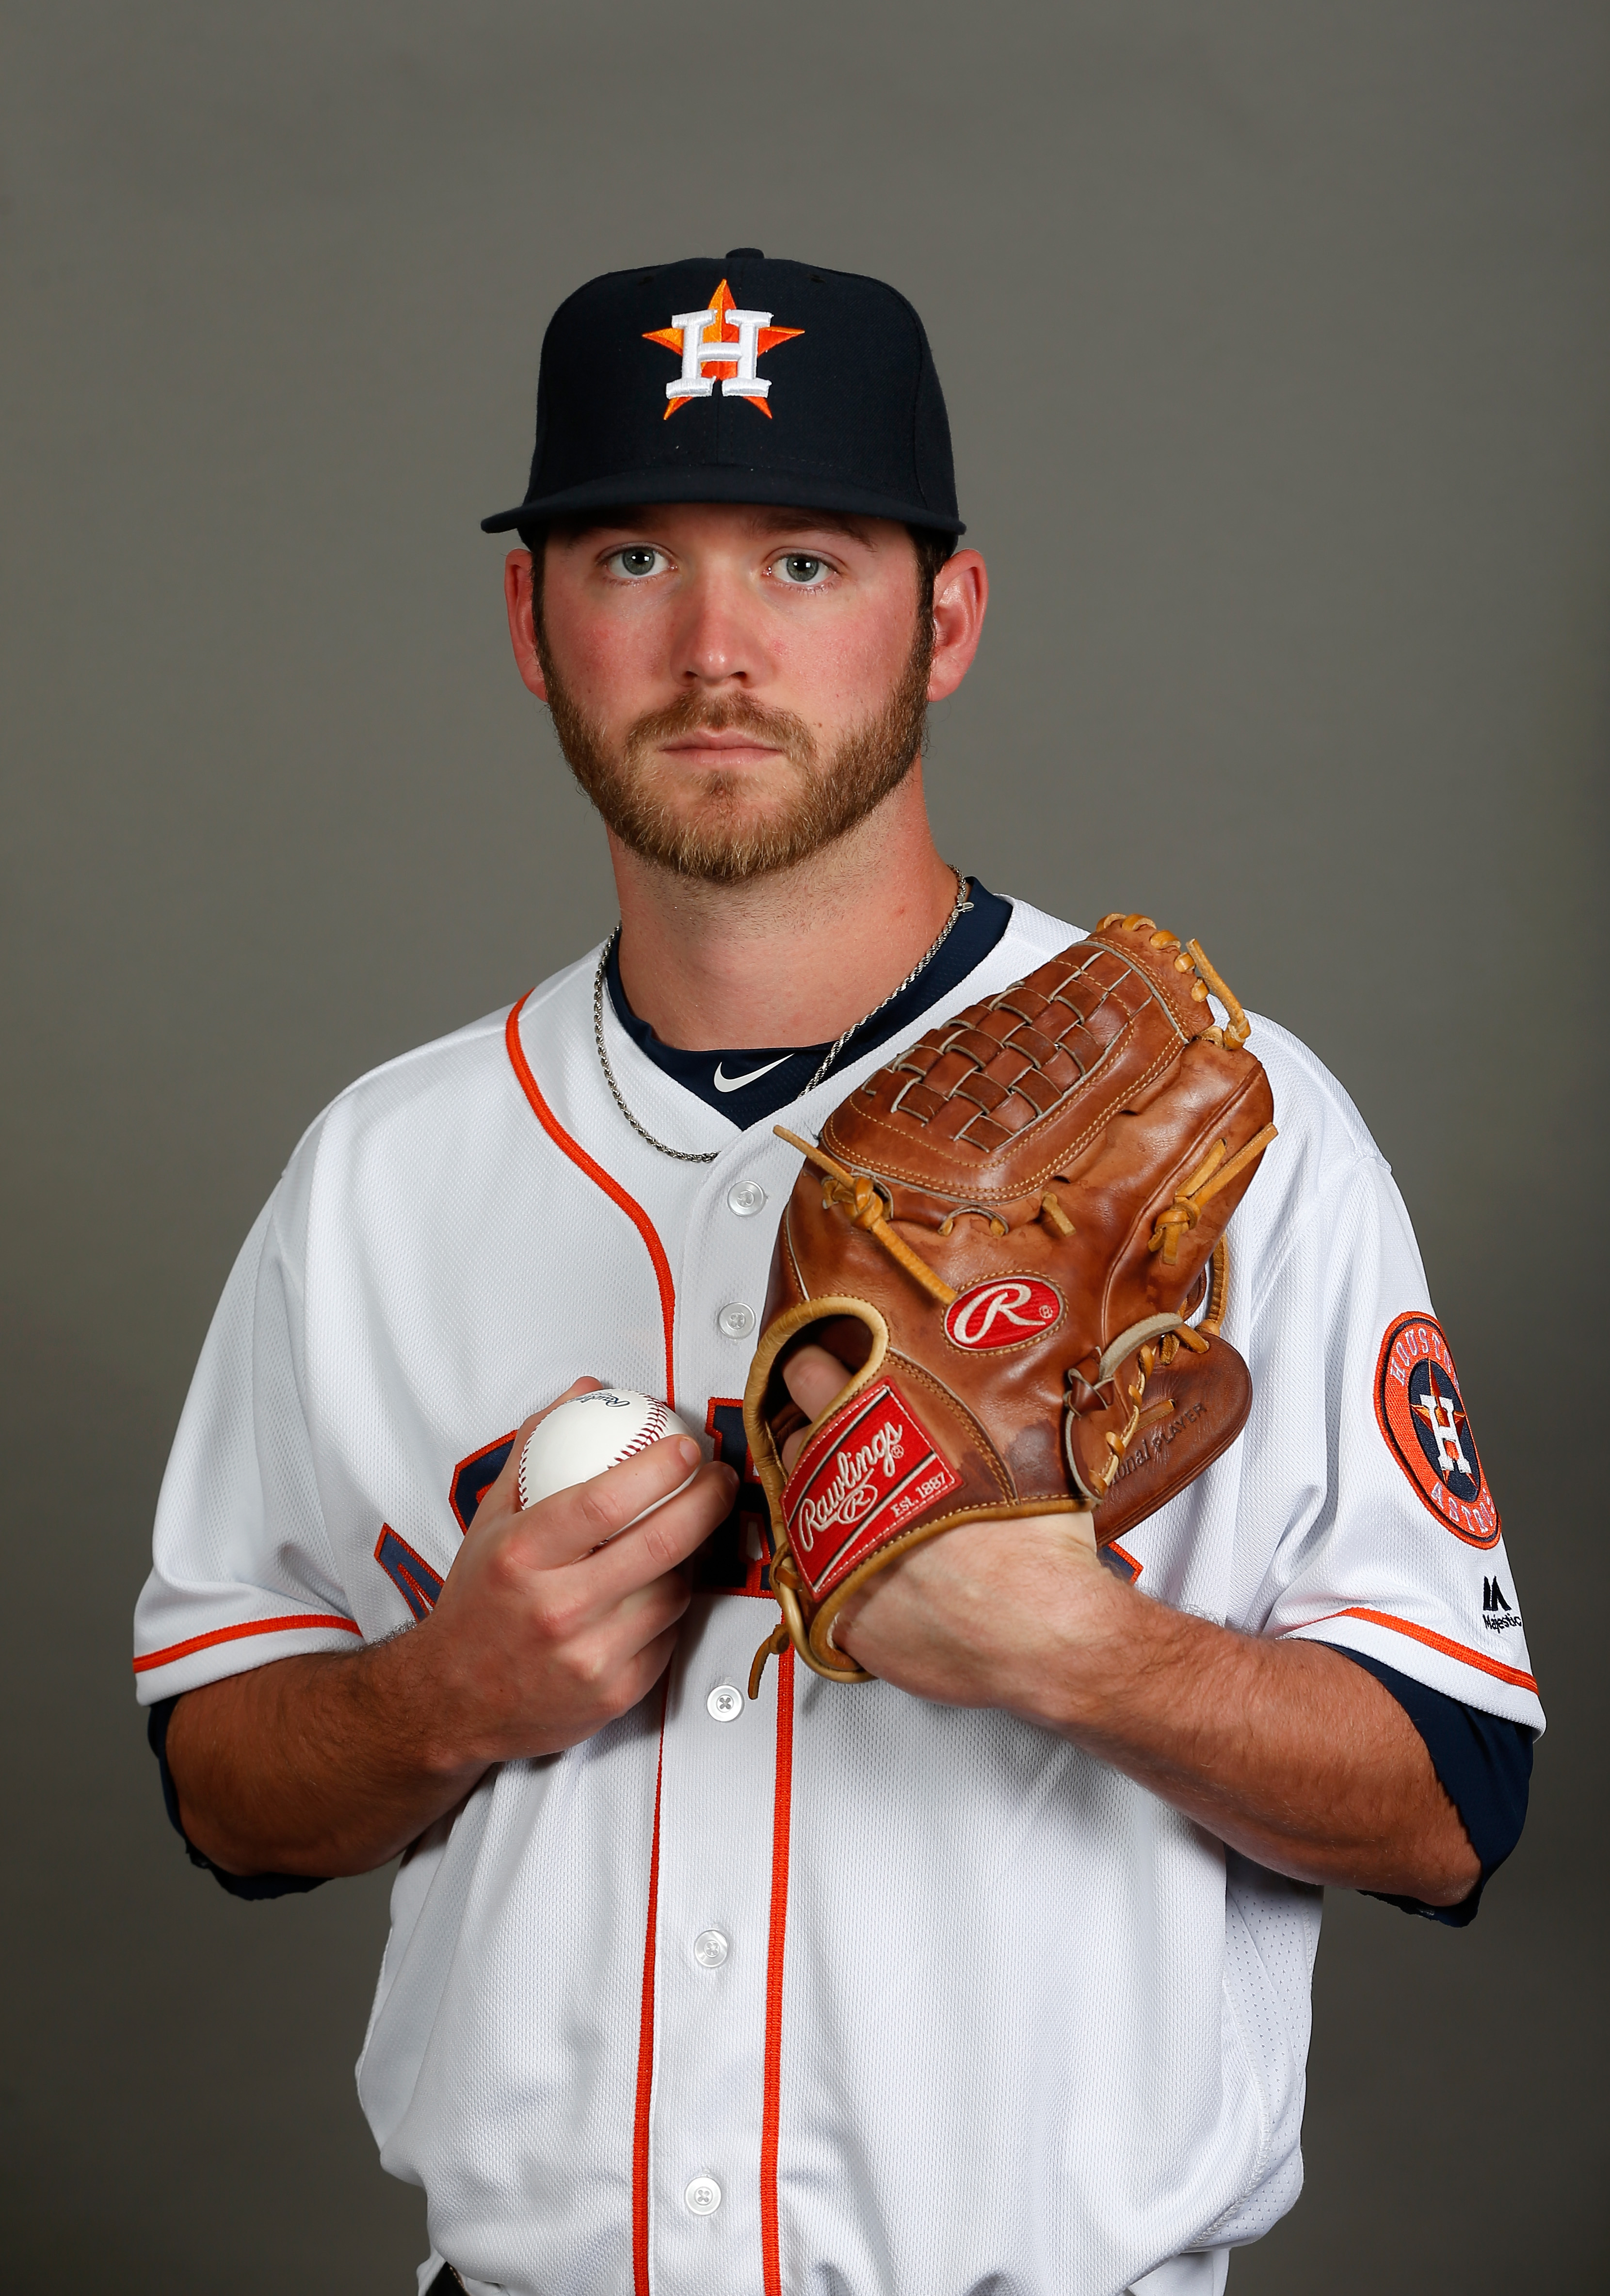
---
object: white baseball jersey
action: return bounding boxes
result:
[133,897,1543,2296]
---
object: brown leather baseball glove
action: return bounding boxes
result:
[743,912,1277,1693]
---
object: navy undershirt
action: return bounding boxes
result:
[602,876,1014,1130]
[1321,1647,1532,1925]
[147,878,1533,1915]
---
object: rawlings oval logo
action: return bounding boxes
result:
[944,1277,1064,1351]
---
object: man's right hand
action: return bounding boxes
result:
[420,1380,736,1764]
[163,1381,736,1879]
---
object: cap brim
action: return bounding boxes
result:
[481,462,964,536]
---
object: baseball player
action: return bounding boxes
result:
[134,254,1540,2296]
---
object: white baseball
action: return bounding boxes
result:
[517,1388,697,1533]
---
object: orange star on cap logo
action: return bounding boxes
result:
[644,278,804,419]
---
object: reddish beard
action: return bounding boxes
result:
[537,619,934,885]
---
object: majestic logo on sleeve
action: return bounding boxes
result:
[1374,1313,1500,1547]
[944,1276,1064,1352]
[644,278,804,418]
[1481,1575,1523,1632]
[782,1381,962,1599]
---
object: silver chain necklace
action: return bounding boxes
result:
[593,868,974,1164]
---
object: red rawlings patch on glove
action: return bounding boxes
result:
[783,1381,962,1600]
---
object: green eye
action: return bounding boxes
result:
[777,554,827,585]
[612,546,663,578]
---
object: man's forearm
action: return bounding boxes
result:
[833,1515,1480,1907]
[166,1636,484,1878]
[161,1424,733,1879]
[1035,1594,1479,1904]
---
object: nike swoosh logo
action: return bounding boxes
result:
[712,1056,792,1093]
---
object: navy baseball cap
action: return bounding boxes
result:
[482,251,964,538]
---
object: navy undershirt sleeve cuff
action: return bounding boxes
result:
[146,1695,329,1901]
[1318,1644,1534,1929]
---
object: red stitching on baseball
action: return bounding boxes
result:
[615,1407,670,1463]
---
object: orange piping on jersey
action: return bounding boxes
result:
[760,1645,796,2296]
[505,994,678,1409]
[1293,1607,1537,1694]
[631,1690,668,2296]
[1106,1539,1143,1582]
[132,1612,362,1673]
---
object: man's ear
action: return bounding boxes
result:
[503,550,548,700]
[927,549,987,703]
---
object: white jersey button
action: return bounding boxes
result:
[707,1683,743,1722]
[726,1179,768,1217]
[692,1929,730,1968]
[684,2175,722,2216]
[717,1302,756,1339]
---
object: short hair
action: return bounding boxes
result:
[906,525,956,602]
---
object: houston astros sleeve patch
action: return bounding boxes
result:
[1373,1312,1500,1547]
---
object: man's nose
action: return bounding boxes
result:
[671,567,767,686]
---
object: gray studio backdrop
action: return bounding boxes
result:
[4,4,1606,2288]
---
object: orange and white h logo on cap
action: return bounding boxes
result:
[644,278,804,419]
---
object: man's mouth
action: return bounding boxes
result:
[658,728,786,757]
